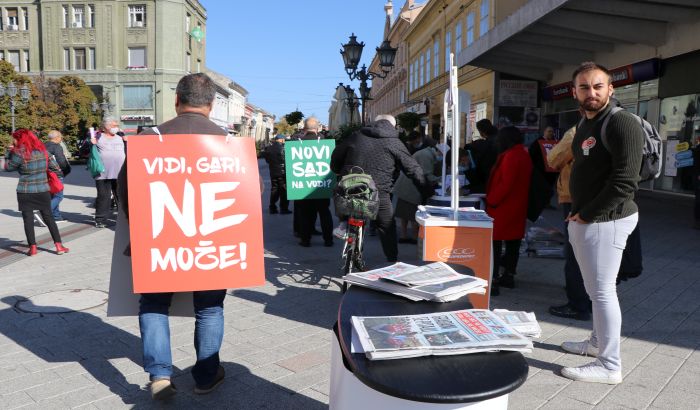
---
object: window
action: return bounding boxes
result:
[408,60,413,91]
[186,51,191,72]
[62,6,68,28]
[74,48,86,70]
[63,48,70,70]
[8,50,20,71]
[123,85,153,109]
[88,4,95,28]
[72,5,84,28]
[434,39,439,76]
[445,30,451,71]
[128,5,146,27]
[455,22,462,56]
[467,12,475,45]
[186,13,191,33]
[419,54,424,87]
[0,51,4,61]
[88,47,95,70]
[426,48,431,83]
[7,8,19,30]
[22,8,28,30]
[480,0,490,36]
[23,49,29,72]
[196,59,201,73]
[128,47,146,68]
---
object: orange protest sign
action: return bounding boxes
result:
[126,134,265,293]
[421,225,492,309]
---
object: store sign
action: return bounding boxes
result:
[498,80,538,107]
[121,115,154,121]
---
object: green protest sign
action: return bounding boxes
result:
[284,139,336,200]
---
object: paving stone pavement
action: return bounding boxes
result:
[0,160,698,409]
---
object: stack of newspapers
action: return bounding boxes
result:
[351,309,534,360]
[493,309,542,339]
[343,262,488,302]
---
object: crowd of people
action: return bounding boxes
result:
[1,61,693,400]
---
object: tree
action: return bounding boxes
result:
[0,61,100,154]
[284,110,304,128]
[396,112,421,133]
[274,118,296,136]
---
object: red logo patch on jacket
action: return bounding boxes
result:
[582,137,596,156]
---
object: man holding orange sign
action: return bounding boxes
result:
[117,73,265,400]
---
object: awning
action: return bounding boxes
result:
[457,0,700,81]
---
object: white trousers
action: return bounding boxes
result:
[568,213,638,371]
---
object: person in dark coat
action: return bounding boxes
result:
[528,126,559,198]
[331,114,432,262]
[485,126,532,293]
[264,134,290,214]
[44,130,71,222]
[295,117,334,247]
[464,119,498,194]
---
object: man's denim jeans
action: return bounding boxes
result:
[139,290,226,385]
[51,178,64,220]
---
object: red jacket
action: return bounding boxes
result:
[486,144,533,240]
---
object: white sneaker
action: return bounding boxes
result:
[55,219,66,224]
[561,339,598,357]
[561,360,622,384]
[33,211,47,227]
[333,224,347,239]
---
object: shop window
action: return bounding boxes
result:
[123,85,153,109]
[657,93,699,194]
[128,5,146,27]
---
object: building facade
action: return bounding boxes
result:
[365,1,423,122]
[458,0,700,195]
[0,0,208,132]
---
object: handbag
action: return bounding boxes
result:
[45,153,64,195]
[87,144,105,178]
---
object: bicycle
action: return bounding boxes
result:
[341,213,367,277]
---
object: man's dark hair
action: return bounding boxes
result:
[476,119,497,137]
[496,126,523,153]
[407,131,422,142]
[176,73,216,107]
[572,61,612,84]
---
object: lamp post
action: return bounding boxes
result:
[0,81,31,132]
[339,83,360,125]
[340,33,397,125]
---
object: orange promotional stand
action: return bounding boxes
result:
[417,208,493,309]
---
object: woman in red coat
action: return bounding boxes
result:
[486,126,532,294]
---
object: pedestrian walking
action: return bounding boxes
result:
[117,73,228,400]
[44,130,72,222]
[331,114,432,262]
[264,133,290,214]
[295,117,334,247]
[4,129,69,256]
[393,136,441,243]
[485,126,532,294]
[546,126,592,321]
[91,117,125,228]
[560,62,643,385]
[463,119,498,194]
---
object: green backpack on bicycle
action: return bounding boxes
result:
[334,169,379,220]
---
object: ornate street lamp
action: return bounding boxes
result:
[0,81,31,132]
[340,83,360,125]
[340,33,397,124]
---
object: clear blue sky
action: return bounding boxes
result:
[204,0,395,123]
